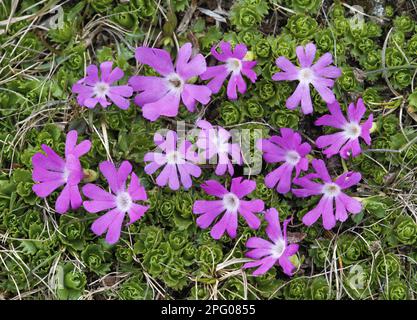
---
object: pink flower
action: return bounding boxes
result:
[144,130,201,190]
[193,178,264,239]
[315,98,373,159]
[72,61,133,110]
[257,128,311,194]
[272,43,341,114]
[32,130,91,214]
[243,208,299,276]
[196,120,242,176]
[292,159,362,230]
[129,43,212,121]
[82,161,148,244]
[200,41,257,100]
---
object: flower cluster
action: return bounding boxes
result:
[73,41,258,121]
[255,101,371,232]
[32,131,148,244]
[37,40,374,279]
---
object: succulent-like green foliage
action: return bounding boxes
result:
[286,14,318,40]
[307,277,333,300]
[384,279,409,300]
[284,0,321,14]
[112,5,138,30]
[337,235,365,265]
[284,278,308,300]
[230,0,268,31]
[375,252,402,279]
[393,15,415,33]
[343,263,375,299]
[81,244,111,275]
[219,101,244,125]
[57,263,87,300]
[58,215,87,251]
[394,216,417,245]
[117,276,153,300]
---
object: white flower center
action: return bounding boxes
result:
[62,168,70,182]
[211,134,229,154]
[322,183,341,198]
[285,150,301,166]
[222,193,240,212]
[166,73,184,94]
[271,239,286,259]
[116,192,132,212]
[93,82,110,98]
[226,58,242,73]
[298,68,314,84]
[343,122,361,140]
[166,151,184,165]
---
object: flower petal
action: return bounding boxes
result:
[302,196,327,227]
[127,203,148,225]
[321,196,336,230]
[55,184,71,214]
[264,208,283,243]
[200,180,228,197]
[142,93,180,121]
[82,183,116,201]
[278,255,297,276]
[338,192,362,214]
[210,212,234,239]
[83,199,116,213]
[311,159,332,183]
[275,56,298,74]
[239,200,263,229]
[99,161,119,193]
[176,44,206,79]
[128,172,147,201]
[335,172,362,189]
[246,256,277,276]
[230,177,256,198]
[296,43,316,68]
[181,84,211,112]
[32,180,64,198]
[116,161,132,191]
[135,47,174,76]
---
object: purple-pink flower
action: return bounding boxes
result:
[200,41,257,100]
[72,61,133,110]
[292,159,362,230]
[196,120,242,176]
[315,98,373,159]
[193,178,264,239]
[129,43,212,121]
[272,43,341,114]
[144,130,201,190]
[257,128,311,194]
[32,130,91,214]
[82,161,148,244]
[243,208,299,276]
